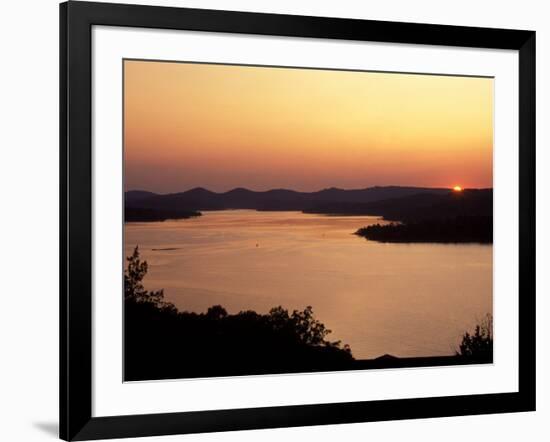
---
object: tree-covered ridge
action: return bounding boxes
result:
[125,186,451,213]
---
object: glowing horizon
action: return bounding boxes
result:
[126,184,490,196]
[124,60,493,193]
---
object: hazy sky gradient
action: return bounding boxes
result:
[124,60,493,193]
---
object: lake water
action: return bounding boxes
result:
[125,210,492,360]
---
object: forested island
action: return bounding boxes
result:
[355,216,492,243]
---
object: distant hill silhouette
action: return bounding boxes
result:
[306,189,493,222]
[125,186,493,243]
[126,187,491,226]
[125,190,158,205]
[125,186,450,213]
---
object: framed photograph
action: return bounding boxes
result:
[60,1,535,440]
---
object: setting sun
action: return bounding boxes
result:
[453,185,463,192]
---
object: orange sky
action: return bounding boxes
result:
[124,60,493,193]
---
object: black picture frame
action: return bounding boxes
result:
[60,1,536,440]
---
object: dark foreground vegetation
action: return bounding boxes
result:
[125,207,201,222]
[456,314,493,362]
[124,247,353,380]
[355,216,492,243]
[124,248,492,381]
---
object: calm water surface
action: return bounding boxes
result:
[125,210,492,359]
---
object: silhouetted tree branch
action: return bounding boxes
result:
[124,246,175,311]
[457,314,493,362]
